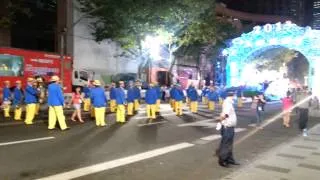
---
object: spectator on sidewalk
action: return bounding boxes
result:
[296,86,312,137]
[217,92,239,168]
[255,94,266,128]
[71,86,84,123]
[281,92,293,128]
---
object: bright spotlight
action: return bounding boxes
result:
[142,35,162,60]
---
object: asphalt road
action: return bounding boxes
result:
[0,102,318,180]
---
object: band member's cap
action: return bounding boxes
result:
[50,75,60,82]
[93,80,101,86]
[4,80,10,84]
[119,81,124,84]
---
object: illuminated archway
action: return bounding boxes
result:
[223,21,320,96]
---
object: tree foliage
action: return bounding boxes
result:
[78,0,235,50]
[0,0,31,28]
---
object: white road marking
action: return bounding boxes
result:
[133,112,192,120]
[0,137,55,147]
[36,142,194,180]
[200,128,247,141]
[178,118,219,128]
[137,121,167,127]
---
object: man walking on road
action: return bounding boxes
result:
[218,92,239,168]
[296,86,312,137]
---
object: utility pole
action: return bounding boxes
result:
[60,29,66,87]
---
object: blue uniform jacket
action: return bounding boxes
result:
[127,87,135,103]
[3,87,11,101]
[133,87,141,100]
[155,86,161,99]
[187,87,198,101]
[220,90,227,100]
[173,88,184,101]
[110,87,117,100]
[170,87,176,99]
[201,88,209,97]
[91,87,107,107]
[208,91,219,102]
[83,86,91,98]
[13,88,23,105]
[48,83,64,106]
[25,85,38,104]
[145,88,157,104]
[115,88,126,105]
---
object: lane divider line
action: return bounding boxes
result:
[36,142,194,180]
[0,137,55,147]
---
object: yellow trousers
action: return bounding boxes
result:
[127,102,134,115]
[110,100,117,112]
[175,101,183,116]
[209,101,215,111]
[186,98,190,106]
[170,99,176,111]
[156,99,161,112]
[116,105,126,123]
[48,106,68,130]
[25,104,36,125]
[90,107,95,118]
[83,98,91,112]
[35,103,40,115]
[237,98,243,108]
[202,97,208,105]
[3,105,10,118]
[147,104,156,119]
[14,107,22,120]
[95,107,106,126]
[219,98,223,106]
[190,101,198,113]
[134,99,140,111]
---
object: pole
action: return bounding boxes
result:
[60,32,65,87]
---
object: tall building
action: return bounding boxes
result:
[313,0,320,29]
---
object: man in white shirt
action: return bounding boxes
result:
[218,92,239,168]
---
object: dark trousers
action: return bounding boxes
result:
[299,108,309,130]
[218,126,235,164]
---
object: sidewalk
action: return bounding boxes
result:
[221,123,320,180]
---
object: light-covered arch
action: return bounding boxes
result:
[223,21,320,96]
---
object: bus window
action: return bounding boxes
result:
[79,71,88,81]
[0,55,23,76]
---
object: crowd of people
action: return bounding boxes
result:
[1,77,234,130]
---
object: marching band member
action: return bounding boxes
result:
[110,82,117,113]
[91,80,107,127]
[133,80,141,112]
[47,76,69,130]
[145,83,157,120]
[2,81,11,118]
[13,81,23,120]
[24,78,38,125]
[116,81,126,123]
[127,81,135,116]
[187,83,198,113]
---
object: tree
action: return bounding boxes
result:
[0,0,31,28]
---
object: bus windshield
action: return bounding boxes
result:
[0,54,24,76]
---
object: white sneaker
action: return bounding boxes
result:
[303,129,308,137]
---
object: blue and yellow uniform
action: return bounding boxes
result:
[2,81,11,118]
[91,80,107,127]
[173,85,184,116]
[110,86,117,112]
[154,84,161,112]
[24,80,38,125]
[208,89,219,111]
[47,76,68,130]
[116,82,126,123]
[89,86,95,118]
[236,88,243,107]
[127,87,135,115]
[13,82,23,120]
[133,86,141,111]
[83,85,91,112]
[169,86,176,110]
[201,87,209,105]
[187,86,198,113]
[145,84,158,120]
